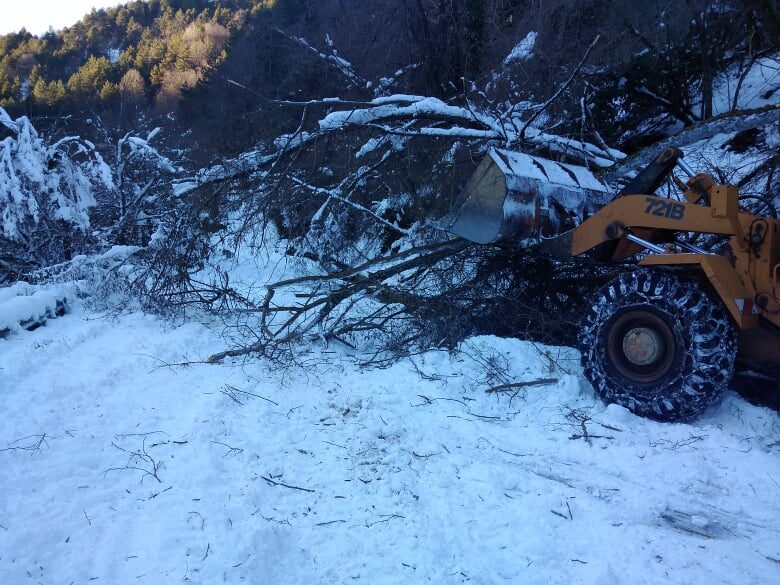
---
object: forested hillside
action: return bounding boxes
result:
[0,1,245,114]
[3,1,778,146]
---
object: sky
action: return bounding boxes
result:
[0,1,127,35]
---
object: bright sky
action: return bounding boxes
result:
[1,1,127,35]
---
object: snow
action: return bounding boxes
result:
[492,148,610,192]
[356,136,385,158]
[175,134,317,198]
[675,128,776,187]
[355,134,407,158]
[118,129,179,175]
[767,123,780,148]
[4,40,780,584]
[1,299,778,584]
[273,130,313,150]
[712,55,780,115]
[0,282,74,334]
[28,245,141,285]
[503,32,537,66]
[370,94,426,105]
[319,96,495,132]
[0,108,104,240]
[489,148,612,228]
[377,64,420,92]
[604,108,780,185]
[291,35,360,87]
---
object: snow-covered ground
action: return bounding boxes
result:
[713,55,780,115]
[1,301,779,585]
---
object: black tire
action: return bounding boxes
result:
[579,269,736,422]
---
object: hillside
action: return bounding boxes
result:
[0,0,777,344]
[1,1,777,150]
[0,1,252,114]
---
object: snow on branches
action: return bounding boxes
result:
[318,93,625,167]
[111,127,181,241]
[176,91,626,202]
[0,107,112,242]
[503,31,538,66]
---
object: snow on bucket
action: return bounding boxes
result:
[440,148,612,245]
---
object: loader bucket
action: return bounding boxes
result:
[440,148,612,245]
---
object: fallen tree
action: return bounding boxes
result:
[131,34,780,365]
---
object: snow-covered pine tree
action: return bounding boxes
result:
[0,107,113,282]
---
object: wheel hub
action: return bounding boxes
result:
[606,309,677,384]
[622,327,665,366]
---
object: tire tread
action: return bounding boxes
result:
[579,269,737,422]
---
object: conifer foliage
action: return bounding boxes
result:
[0,107,112,281]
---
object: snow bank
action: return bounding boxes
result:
[28,245,142,285]
[0,283,75,336]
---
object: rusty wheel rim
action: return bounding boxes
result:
[606,310,676,384]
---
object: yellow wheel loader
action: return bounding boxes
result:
[442,147,780,421]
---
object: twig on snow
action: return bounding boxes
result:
[316,519,347,526]
[211,441,244,458]
[412,394,469,407]
[223,384,279,406]
[484,378,558,393]
[104,437,164,483]
[260,475,315,493]
[188,511,205,530]
[0,433,49,454]
[365,514,405,528]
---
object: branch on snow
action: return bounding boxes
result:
[206,239,471,363]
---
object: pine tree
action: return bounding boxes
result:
[99,80,118,102]
[118,68,146,108]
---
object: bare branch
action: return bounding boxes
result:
[521,35,601,145]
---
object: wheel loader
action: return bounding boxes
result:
[442,147,780,421]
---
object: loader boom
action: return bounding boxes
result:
[568,175,780,332]
[615,147,682,198]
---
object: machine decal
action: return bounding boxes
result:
[644,198,685,220]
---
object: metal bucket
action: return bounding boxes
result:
[439,149,612,245]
